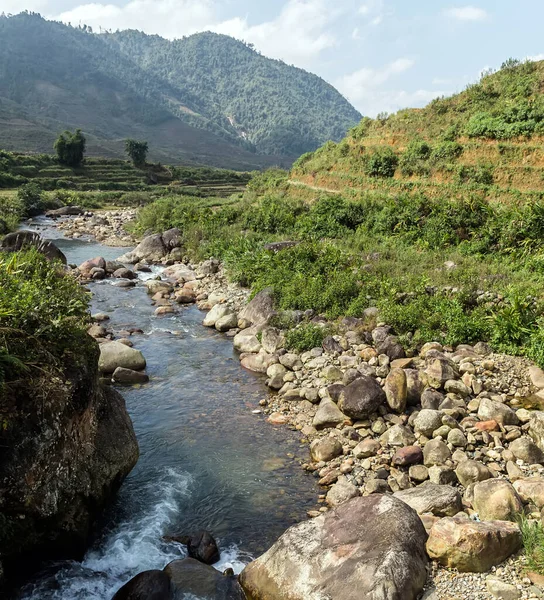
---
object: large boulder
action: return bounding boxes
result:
[239,495,428,600]
[478,398,519,426]
[394,483,463,517]
[426,516,522,572]
[513,477,544,509]
[172,530,220,565]
[529,411,544,452]
[313,398,347,430]
[384,368,408,413]
[472,479,523,522]
[238,288,276,328]
[46,206,84,217]
[0,343,138,584]
[164,558,245,600]
[98,341,146,374]
[0,230,67,264]
[161,228,182,249]
[118,234,167,264]
[112,570,173,600]
[338,376,386,420]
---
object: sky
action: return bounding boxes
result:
[1,0,544,117]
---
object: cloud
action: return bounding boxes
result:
[444,5,488,21]
[0,0,47,12]
[337,58,446,115]
[527,54,544,62]
[358,0,389,26]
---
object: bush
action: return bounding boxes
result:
[285,323,329,352]
[364,147,398,178]
[431,141,463,162]
[457,164,494,186]
[400,140,432,176]
[17,182,44,216]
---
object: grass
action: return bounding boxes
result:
[519,515,544,575]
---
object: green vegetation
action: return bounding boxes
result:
[54,129,86,167]
[0,13,360,167]
[125,139,148,167]
[285,324,330,353]
[520,515,544,575]
[0,250,91,390]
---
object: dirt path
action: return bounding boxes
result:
[288,179,342,194]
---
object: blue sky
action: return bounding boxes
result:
[2,0,543,116]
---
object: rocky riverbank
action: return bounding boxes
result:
[58,216,544,599]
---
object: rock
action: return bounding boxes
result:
[279,353,303,371]
[215,313,238,332]
[421,389,443,410]
[529,366,544,389]
[0,230,67,264]
[428,465,457,485]
[513,477,544,509]
[376,335,406,361]
[384,368,407,413]
[162,263,197,282]
[473,479,523,522]
[98,341,146,374]
[241,352,276,374]
[322,335,343,354]
[310,437,343,462]
[381,424,416,447]
[444,379,471,397]
[509,437,544,464]
[353,438,381,459]
[174,530,221,565]
[394,483,462,517]
[112,570,173,600]
[405,369,426,405]
[426,358,456,388]
[326,476,359,507]
[529,412,544,452]
[409,465,429,483]
[392,446,423,466]
[155,306,174,316]
[455,460,493,487]
[486,578,521,600]
[113,268,136,280]
[447,429,467,448]
[199,258,220,275]
[238,287,276,328]
[112,367,149,385]
[88,324,107,338]
[118,234,167,263]
[145,280,173,295]
[414,409,443,437]
[162,228,182,249]
[165,558,245,600]
[46,206,84,217]
[423,439,452,466]
[203,304,233,328]
[233,330,262,354]
[79,256,106,275]
[321,365,343,382]
[313,398,347,430]
[261,327,285,354]
[338,376,386,420]
[426,516,522,572]
[239,495,428,600]
[478,398,519,426]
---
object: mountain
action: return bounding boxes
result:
[288,58,544,204]
[0,13,361,169]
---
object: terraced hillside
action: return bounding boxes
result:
[0,152,250,196]
[289,59,544,205]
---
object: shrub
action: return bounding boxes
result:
[364,147,398,178]
[285,323,329,352]
[431,141,463,162]
[457,164,494,186]
[400,140,432,176]
[17,182,44,216]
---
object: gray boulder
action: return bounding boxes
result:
[0,230,67,264]
[238,287,276,328]
[394,483,462,517]
[239,495,428,600]
[338,376,386,420]
[98,342,146,374]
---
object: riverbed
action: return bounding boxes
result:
[16,219,316,600]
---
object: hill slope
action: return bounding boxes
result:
[289,58,544,204]
[0,13,361,168]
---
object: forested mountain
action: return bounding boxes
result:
[0,12,361,168]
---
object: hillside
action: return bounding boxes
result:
[0,13,361,169]
[288,58,544,204]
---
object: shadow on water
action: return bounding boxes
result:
[16,219,317,599]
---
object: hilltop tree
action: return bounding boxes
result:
[54,129,86,167]
[125,139,148,167]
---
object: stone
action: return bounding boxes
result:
[529,412,544,452]
[310,437,343,462]
[529,366,544,389]
[384,368,407,413]
[364,478,391,495]
[199,258,220,275]
[478,398,519,426]
[405,369,426,405]
[409,465,429,483]
[509,437,544,464]
[239,495,428,600]
[428,465,457,486]
[165,558,245,599]
[233,330,262,354]
[455,460,493,488]
[238,287,276,328]
[392,446,423,466]
[0,230,67,264]
[161,228,182,249]
[486,578,521,600]
[473,479,523,522]
[145,280,173,295]
[174,530,221,565]
[203,304,232,328]
[118,233,167,264]
[513,478,544,509]
[420,389,443,410]
[382,424,416,447]
[113,267,137,280]
[426,358,456,388]
[112,570,173,600]
[313,399,347,430]
[426,516,522,572]
[261,327,285,354]
[112,368,149,384]
[98,342,146,374]
[88,324,107,338]
[447,429,467,448]
[326,476,359,507]
[353,438,381,459]
[414,409,444,437]
[241,352,276,374]
[321,365,343,382]
[444,379,471,397]
[394,483,462,517]
[376,335,406,361]
[322,335,343,354]
[215,313,238,332]
[155,306,174,316]
[423,439,452,466]
[338,376,386,420]
[279,353,303,371]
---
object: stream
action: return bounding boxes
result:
[16,219,316,600]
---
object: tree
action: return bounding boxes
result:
[125,139,148,167]
[54,129,86,167]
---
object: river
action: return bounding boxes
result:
[15,219,316,600]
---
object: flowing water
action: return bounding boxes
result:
[15,218,316,599]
